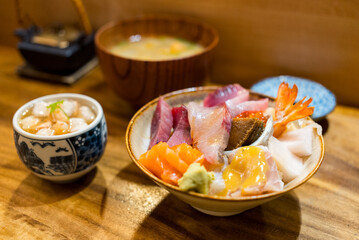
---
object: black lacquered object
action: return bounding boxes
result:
[15,26,95,74]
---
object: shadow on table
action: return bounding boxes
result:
[116,162,157,186]
[317,118,329,135]
[132,192,301,240]
[7,167,105,207]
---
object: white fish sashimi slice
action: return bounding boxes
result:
[187,102,231,165]
[226,98,269,118]
[258,146,284,192]
[268,136,304,182]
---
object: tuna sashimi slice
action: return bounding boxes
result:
[203,84,247,107]
[167,106,192,147]
[227,98,269,118]
[148,97,173,149]
[187,102,231,165]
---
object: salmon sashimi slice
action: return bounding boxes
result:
[226,98,269,118]
[167,106,192,147]
[153,142,189,174]
[203,84,248,107]
[171,143,205,166]
[187,102,231,165]
[139,147,181,185]
[139,142,207,185]
[148,97,173,149]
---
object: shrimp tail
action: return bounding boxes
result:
[273,82,314,137]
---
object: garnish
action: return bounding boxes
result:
[47,100,69,119]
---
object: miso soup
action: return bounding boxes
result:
[110,35,204,61]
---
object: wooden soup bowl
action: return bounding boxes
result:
[95,15,218,106]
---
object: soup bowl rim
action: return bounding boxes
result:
[95,15,219,63]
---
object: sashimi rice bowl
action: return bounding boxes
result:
[126,83,324,216]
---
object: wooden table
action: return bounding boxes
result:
[0,46,358,239]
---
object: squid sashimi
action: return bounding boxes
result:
[187,102,231,165]
[268,136,304,182]
[278,125,314,157]
[227,98,269,118]
[167,106,192,147]
[203,84,247,107]
[148,97,173,149]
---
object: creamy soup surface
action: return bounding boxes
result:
[19,99,96,136]
[110,35,204,61]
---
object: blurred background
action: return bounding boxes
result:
[0,0,358,106]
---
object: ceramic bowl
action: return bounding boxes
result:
[126,86,325,216]
[13,93,107,183]
[95,15,218,107]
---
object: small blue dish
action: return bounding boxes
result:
[251,75,336,121]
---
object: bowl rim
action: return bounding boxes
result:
[126,85,325,202]
[95,15,219,63]
[13,93,104,140]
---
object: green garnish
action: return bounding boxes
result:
[47,100,69,119]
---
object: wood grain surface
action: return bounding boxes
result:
[0,46,358,239]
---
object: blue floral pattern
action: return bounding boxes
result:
[14,117,107,176]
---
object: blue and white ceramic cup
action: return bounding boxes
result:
[12,93,107,183]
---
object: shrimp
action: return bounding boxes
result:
[273,82,314,137]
